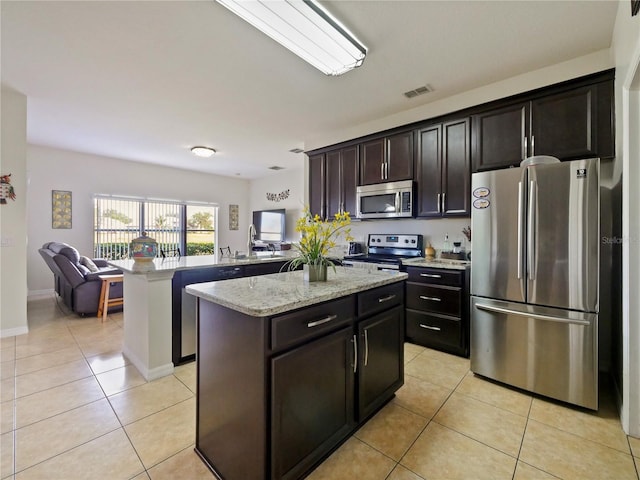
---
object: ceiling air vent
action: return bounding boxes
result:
[289,148,304,154]
[404,84,433,99]
[269,166,285,171]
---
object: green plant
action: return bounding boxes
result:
[285,208,352,271]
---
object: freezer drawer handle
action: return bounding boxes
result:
[419,324,441,331]
[420,273,442,278]
[378,294,396,303]
[474,303,590,326]
[419,295,442,302]
[307,314,338,328]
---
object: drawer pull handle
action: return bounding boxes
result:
[420,273,442,278]
[352,334,358,373]
[419,295,442,302]
[378,294,396,303]
[363,329,369,366]
[419,324,441,331]
[307,314,338,328]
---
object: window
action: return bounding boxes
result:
[94,195,217,260]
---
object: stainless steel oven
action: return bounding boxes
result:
[356,180,413,219]
[343,234,423,270]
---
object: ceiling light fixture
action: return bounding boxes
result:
[191,146,216,158]
[216,0,367,76]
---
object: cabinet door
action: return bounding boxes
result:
[415,124,442,217]
[386,131,414,182]
[531,84,597,160]
[357,305,404,421]
[309,154,326,218]
[360,138,385,185]
[326,150,342,218]
[442,118,471,216]
[341,146,359,217]
[472,102,528,172]
[271,326,355,480]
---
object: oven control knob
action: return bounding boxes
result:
[404,239,409,243]
[411,239,416,243]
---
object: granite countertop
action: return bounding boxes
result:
[108,250,299,274]
[186,267,408,317]
[402,257,471,270]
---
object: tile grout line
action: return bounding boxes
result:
[511,396,534,480]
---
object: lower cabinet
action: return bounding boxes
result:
[271,327,355,480]
[404,266,470,357]
[196,281,405,480]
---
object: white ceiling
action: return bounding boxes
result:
[1,0,619,180]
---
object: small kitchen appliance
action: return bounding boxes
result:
[348,241,363,255]
[343,234,423,271]
[355,180,413,219]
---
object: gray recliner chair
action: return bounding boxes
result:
[39,242,123,316]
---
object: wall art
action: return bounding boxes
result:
[266,189,290,202]
[52,190,72,229]
[229,204,239,230]
[0,174,16,204]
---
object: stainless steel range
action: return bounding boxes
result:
[343,234,423,271]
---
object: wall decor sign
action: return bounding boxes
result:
[229,204,239,230]
[52,190,72,229]
[266,189,290,202]
[0,173,16,204]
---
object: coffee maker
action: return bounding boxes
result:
[348,241,363,255]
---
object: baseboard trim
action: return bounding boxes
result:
[28,289,55,299]
[1,326,29,338]
[123,345,174,381]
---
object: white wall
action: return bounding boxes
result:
[611,0,640,437]
[1,87,28,337]
[249,167,305,242]
[27,145,250,294]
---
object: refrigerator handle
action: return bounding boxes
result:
[527,180,537,280]
[474,303,591,326]
[517,181,523,280]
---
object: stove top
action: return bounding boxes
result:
[343,234,423,266]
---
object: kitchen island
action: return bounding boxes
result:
[186,267,407,480]
[108,252,298,380]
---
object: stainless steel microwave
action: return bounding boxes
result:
[356,180,413,219]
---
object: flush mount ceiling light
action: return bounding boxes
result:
[216,0,367,76]
[191,146,216,158]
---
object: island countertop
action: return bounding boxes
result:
[108,250,299,274]
[186,267,407,317]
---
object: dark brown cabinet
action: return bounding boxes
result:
[403,266,470,357]
[415,118,471,217]
[472,76,614,172]
[360,131,413,185]
[326,146,358,217]
[357,305,404,421]
[309,153,326,218]
[271,326,355,480]
[196,280,405,480]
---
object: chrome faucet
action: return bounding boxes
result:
[247,223,256,255]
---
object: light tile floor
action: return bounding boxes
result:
[0,294,638,479]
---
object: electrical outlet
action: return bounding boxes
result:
[0,236,15,247]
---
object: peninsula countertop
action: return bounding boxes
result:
[186,267,408,317]
[402,257,471,270]
[108,250,299,274]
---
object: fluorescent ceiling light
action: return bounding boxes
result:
[191,146,216,157]
[216,0,367,76]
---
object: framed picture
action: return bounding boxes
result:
[52,190,72,229]
[229,204,239,230]
[633,0,639,16]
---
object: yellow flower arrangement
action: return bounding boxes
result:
[286,208,354,271]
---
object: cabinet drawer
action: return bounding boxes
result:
[406,310,462,351]
[357,282,404,318]
[271,296,355,351]
[406,267,462,286]
[406,283,461,316]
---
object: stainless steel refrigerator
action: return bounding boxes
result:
[470,157,611,410]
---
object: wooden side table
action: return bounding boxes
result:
[97,274,124,322]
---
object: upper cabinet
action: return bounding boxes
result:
[472,73,614,172]
[415,118,471,218]
[326,146,359,218]
[360,131,413,185]
[309,146,359,220]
